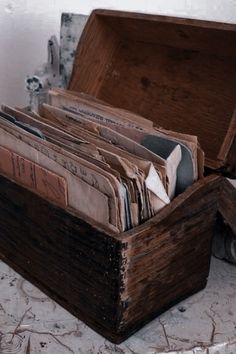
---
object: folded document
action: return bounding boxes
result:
[0,89,204,233]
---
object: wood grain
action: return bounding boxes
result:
[0,174,221,343]
[69,10,236,177]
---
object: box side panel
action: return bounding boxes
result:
[0,175,123,341]
[115,176,221,340]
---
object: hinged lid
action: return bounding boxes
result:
[69,9,236,177]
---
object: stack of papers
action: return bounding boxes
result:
[0,89,204,233]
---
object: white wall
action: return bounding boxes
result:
[0,0,236,107]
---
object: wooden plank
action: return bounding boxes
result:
[0,174,221,342]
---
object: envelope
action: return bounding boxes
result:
[39,103,180,198]
[38,104,171,216]
[44,91,202,197]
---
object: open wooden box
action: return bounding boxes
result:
[0,10,235,344]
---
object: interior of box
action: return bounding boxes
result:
[69,11,236,170]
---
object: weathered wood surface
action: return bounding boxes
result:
[69,10,236,177]
[0,174,221,342]
[0,175,124,342]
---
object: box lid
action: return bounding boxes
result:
[69,9,236,177]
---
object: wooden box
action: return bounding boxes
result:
[0,10,235,344]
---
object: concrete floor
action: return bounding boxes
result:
[0,257,235,354]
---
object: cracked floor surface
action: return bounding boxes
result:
[0,257,235,354]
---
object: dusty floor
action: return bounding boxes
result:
[0,257,235,354]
